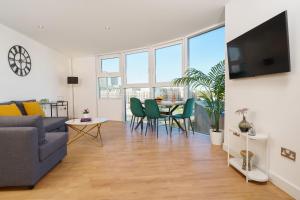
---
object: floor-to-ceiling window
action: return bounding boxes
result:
[124,51,151,121]
[188,26,225,134]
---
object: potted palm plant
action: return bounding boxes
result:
[172,60,225,145]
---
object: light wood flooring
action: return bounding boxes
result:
[0,122,293,200]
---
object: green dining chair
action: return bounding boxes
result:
[170,98,195,137]
[130,97,146,132]
[144,99,168,138]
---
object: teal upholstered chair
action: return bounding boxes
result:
[144,99,168,138]
[170,98,195,137]
[130,97,146,131]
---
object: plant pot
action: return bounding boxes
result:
[83,114,90,119]
[210,129,224,145]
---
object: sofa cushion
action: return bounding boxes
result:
[12,100,36,115]
[0,115,46,145]
[0,104,22,116]
[43,117,67,132]
[39,132,68,161]
[23,101,45,117]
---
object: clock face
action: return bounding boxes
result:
[8,45,31,77]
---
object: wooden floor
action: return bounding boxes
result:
[0,122,293,200]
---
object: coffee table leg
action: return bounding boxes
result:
[67,125,87,145]
[97,124,103,146]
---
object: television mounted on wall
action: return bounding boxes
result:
[227,11,290,79]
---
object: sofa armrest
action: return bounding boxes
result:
[0,127,40,186]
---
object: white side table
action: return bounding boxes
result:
[65,118,108,146]
[227,128,269,182]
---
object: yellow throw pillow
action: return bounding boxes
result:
[23,102,45,117]
[0,104,22,116]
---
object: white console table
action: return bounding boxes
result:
[227,128,269,182]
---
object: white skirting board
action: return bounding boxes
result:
[269,171,300,200]
[223,144,300,199]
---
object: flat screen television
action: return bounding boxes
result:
[227,11,290,79]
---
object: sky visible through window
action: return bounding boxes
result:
[101,57,119,72]
[188,27,225,74]
[126,52,148,84]
[155,44,182,82]
[100,27,224,83]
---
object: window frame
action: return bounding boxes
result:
[97,54,122,99]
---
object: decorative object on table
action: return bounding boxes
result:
[67,73,79,119]
[235,108,252,132]
[80,117,92,122]
[155,96,163,103]
[249,123,256,136]
[172,60,225,145]
[39,98,49,103]
[240,150,254,171]
[82,108,90,119]
[8,45,31,77]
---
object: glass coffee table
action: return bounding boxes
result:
[65,118,108,146]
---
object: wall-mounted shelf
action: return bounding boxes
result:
[227,128,269,183]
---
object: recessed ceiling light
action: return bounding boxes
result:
[37,25,45,30]
[104,26,111,30]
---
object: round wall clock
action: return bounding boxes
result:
[8,45,31,77]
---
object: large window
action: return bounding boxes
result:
[98,77,121,98]
[126,52,148,84]
[188,27,225,74]
[155,44,182,83]
[98,56,121,99]
[101,57,119,73]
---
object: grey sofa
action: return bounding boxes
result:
[0,115,68,188]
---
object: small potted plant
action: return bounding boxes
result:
[235,108,251,132]
[83,109,90,119]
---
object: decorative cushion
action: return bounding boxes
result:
[0,104,22,116]
[12,100,36,115]
[23,102,45,117]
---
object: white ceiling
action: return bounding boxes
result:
[0,0,225,57]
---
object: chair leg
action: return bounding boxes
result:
[131,116,136,132]
[183,118,188,137]
[189,117,194,135]
[130,116,133,127]
[145,119,149,136]
[156,119,159,139]
[164,118,168,135]
[150,119,153,131]
[141,117,144,134]
[170,118,173,135]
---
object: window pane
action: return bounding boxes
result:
[188,27,225,74]
[126,52,148,84]
[101,57,119,72]
[125,88,151,121]
[98,77,121,98]
[155,44,182,82]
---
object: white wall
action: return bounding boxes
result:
[71,57,97,118]
[225,0,300,198]
[0,23,69,104]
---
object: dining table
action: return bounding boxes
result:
[157,100,185,131]
[138,100,186,131]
